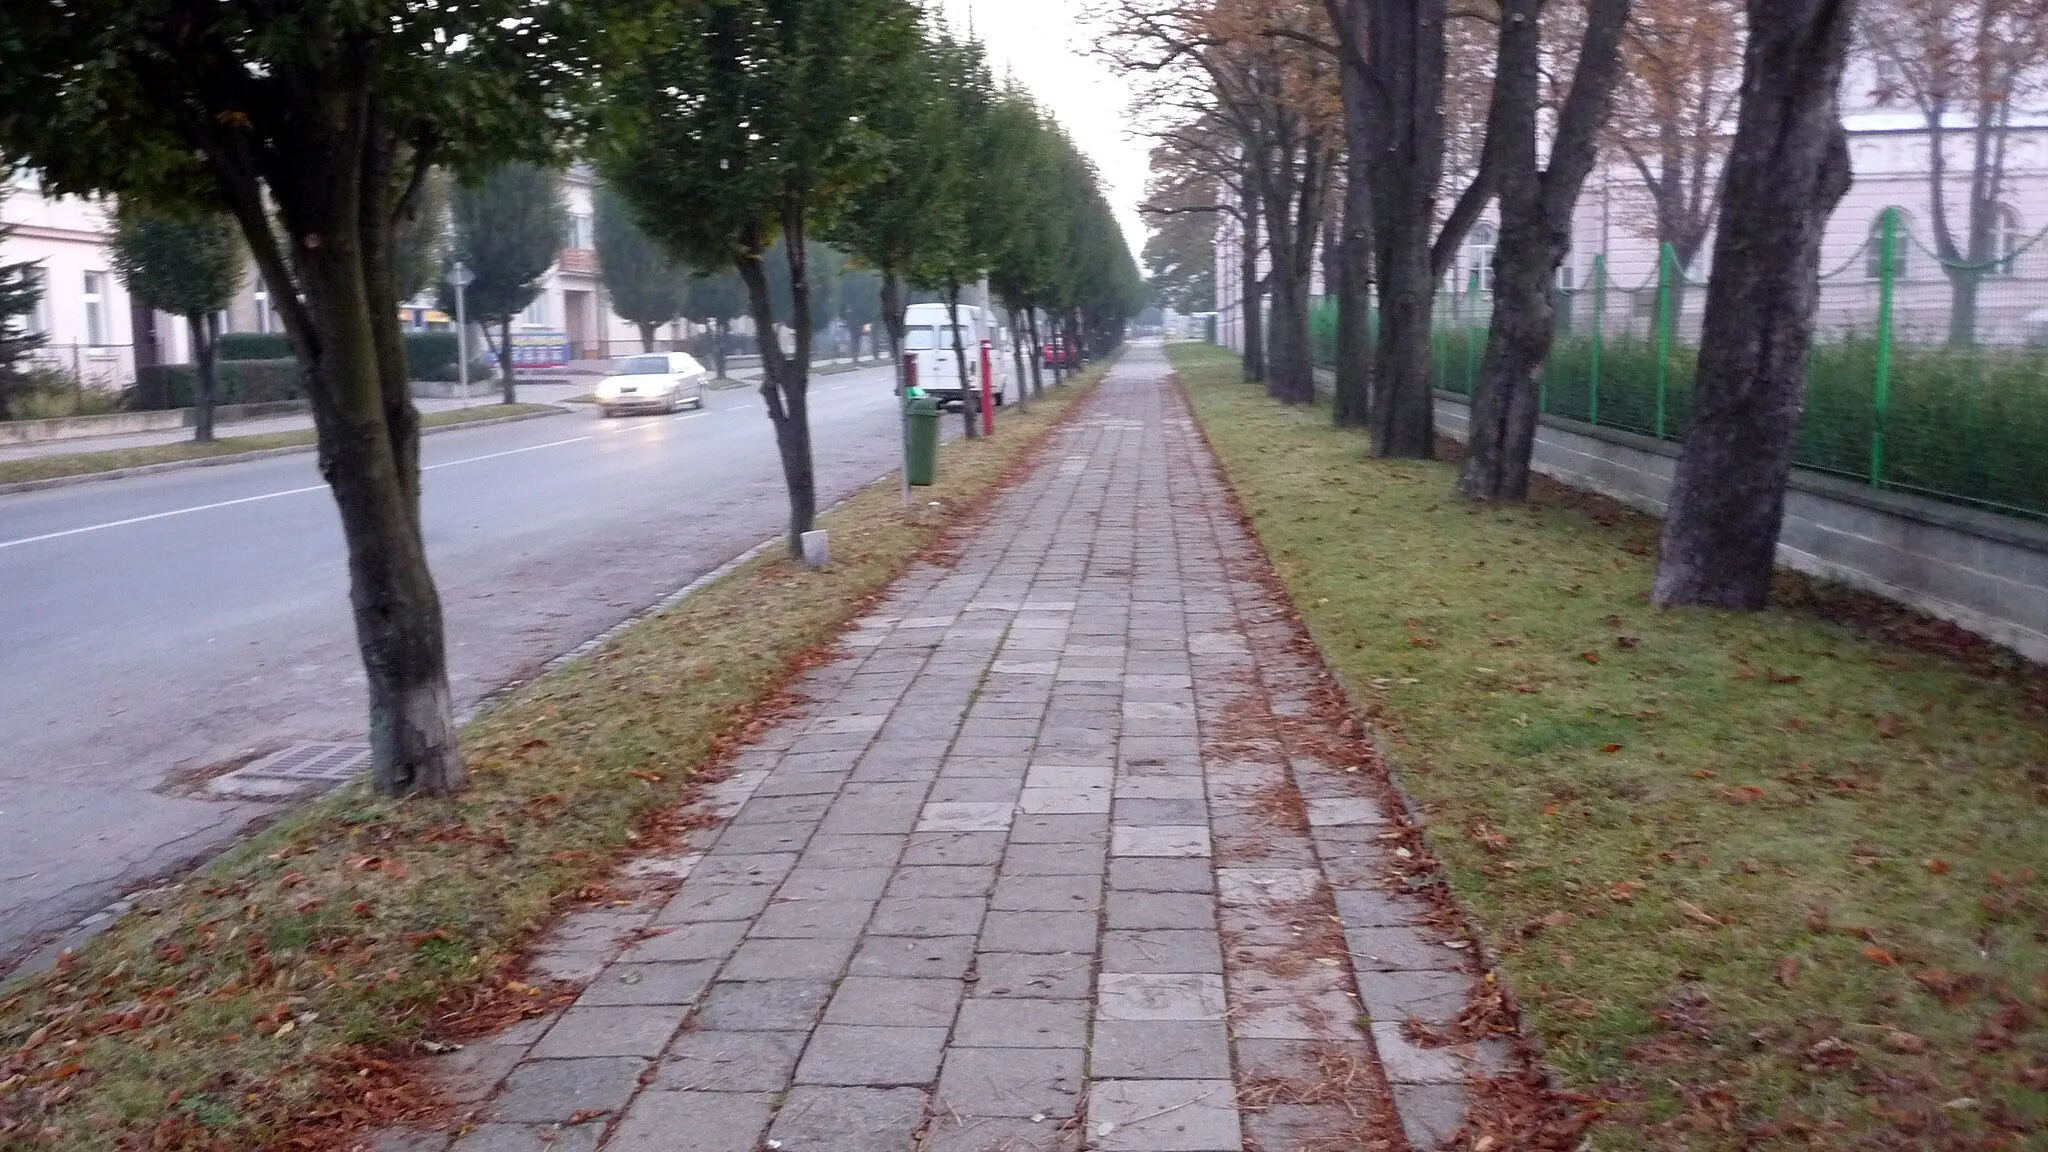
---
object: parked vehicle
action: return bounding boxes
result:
[595,352,707,416]
[902,302,1008,409]
[1041,338,1077,369]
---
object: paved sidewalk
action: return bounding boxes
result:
[388,344,1503,1152]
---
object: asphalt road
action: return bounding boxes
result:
[0,363,944,967]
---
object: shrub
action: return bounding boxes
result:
[404,331,462,381]
[217,332,293,361]
[133,358,302,409]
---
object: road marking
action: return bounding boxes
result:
[0,435,592,551]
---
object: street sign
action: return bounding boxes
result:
[448,261,475,289]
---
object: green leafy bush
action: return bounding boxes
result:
[133,358,302,409]
[217,332,293,361]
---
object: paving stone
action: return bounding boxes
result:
[1009,812,1110,845]
[927,777,1024,804]
[1215,868,1321,907]
[1016,785,1111,815]
[487,1056,645,1123]
[991,872,1103,912]
[868,894,986,937]
[884,864,997,899]
[1228,984,1367,1041]
[1111,825,1212,858]
[1393,1082,1472,1149]
[1086,1079,1240,1152]
[1001,841,1107,876]
[1023,764,1114,790]
[688,852,799,885]
[574,961,717,1007]
[448,1123,600,1152]
[1345,925,1465,972]
[918,1116,1083,1152]
[1356,968,1471,1027]
[1105,891,1216,931]
[849,934,978,979]
[971,951,1094,999]
[693,980,833,1032]
[796,834,908,870]
[766,1086,929,1152]
[606,1090,774,1152]
[1111,798,1210,826]
[1305,797,1388,827]
[753,772,852,798]
[903,830,1009,866]
[1107,858,1215,894]
[1088,1020,1234,1080]
[980,910,1099,954]
[529,1005,687,1059]
[721,935,858,981]
[653,1030,804,1093]
[726,895,868,940]
[654,882,776,925]
[794,1024,948,1086]
[1114,777,1205,800]
[936,1047,1085,1118]
[824,976,966,1028]
[917,801,1017,833]
[1101,929,1224,974]
[1369,1021,1470,1084]
[776,865,893,903]
[726,793,834,827]
[424,1040,526,1103]
[953,997,1090,1048]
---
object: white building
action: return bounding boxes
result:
[2,168,141,388]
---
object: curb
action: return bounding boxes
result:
[0,406,574,497]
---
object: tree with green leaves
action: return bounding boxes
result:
[109,208,247,442]
[392,167,451,305]
[443,163,565,403]
[595,183,686,352]
[683,268,748,378]
[601,0,922,557]
[0,191,45,423]
[908,27,998,437]
[0,0,623,796]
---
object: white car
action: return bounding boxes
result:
[595,352,707,416]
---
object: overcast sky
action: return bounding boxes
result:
[938,0,1151,262]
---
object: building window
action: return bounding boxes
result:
[23,267,48,336]
[520,294,551,327]
[1454,224,1497,293]
[568,213,593,250]
[1866,209,1911,280]
[1992,205,2022,276]
[83,270,108,346]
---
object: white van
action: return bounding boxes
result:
[902,302,1008,408]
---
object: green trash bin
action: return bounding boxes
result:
[905,394,941,486]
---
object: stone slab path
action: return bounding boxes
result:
[385,344,1507,1152]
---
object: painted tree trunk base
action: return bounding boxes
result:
[367,670,465,796]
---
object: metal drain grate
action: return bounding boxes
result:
[243,741,372,781]
[207,741,372,799]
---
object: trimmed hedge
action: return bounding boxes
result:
[404,331,462,381]
[133,358,302,409]
[217,332,293,361]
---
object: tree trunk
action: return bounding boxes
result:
[1360,0,1448,459]
[713,317,730,379]
[498,316,516,405]
[1240,168,1266,384]
[734,216,817,560]
[881,269,907,393]
[1945,265,1982,346]
[1652,0,1855,610]
[1026,308,1045,397]
[1007,305,1029,412]
[638,322,656,353]
[1330,2,1376,428]
[1459,0,1630,500]
[1266,259,1315,404]
[189,313,219,443]
[945,284,976,438]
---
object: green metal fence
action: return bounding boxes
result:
[1310,211,2048,521]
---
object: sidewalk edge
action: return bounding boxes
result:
[0,406,573,497]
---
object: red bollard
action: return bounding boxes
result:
[979,339,994,436]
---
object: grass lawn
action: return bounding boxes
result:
[0,365,1109,1150]
[0,404,554,486]
[1172,342,2048,1149]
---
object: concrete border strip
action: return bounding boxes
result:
[0,406,572,497]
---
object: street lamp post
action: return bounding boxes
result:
[449,261,475,408]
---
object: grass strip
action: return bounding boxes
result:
[0,364,1110,1150]
[1171,342,2048,1149]
[0,404,555,486]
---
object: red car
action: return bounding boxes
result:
[1040,339,1077,369]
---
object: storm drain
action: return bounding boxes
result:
[206,741,371,799]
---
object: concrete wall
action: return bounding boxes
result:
[1434,394,2048,663]
[0,400,311,446]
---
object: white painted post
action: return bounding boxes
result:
[801,529,830,569]
[449,261,475,408]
